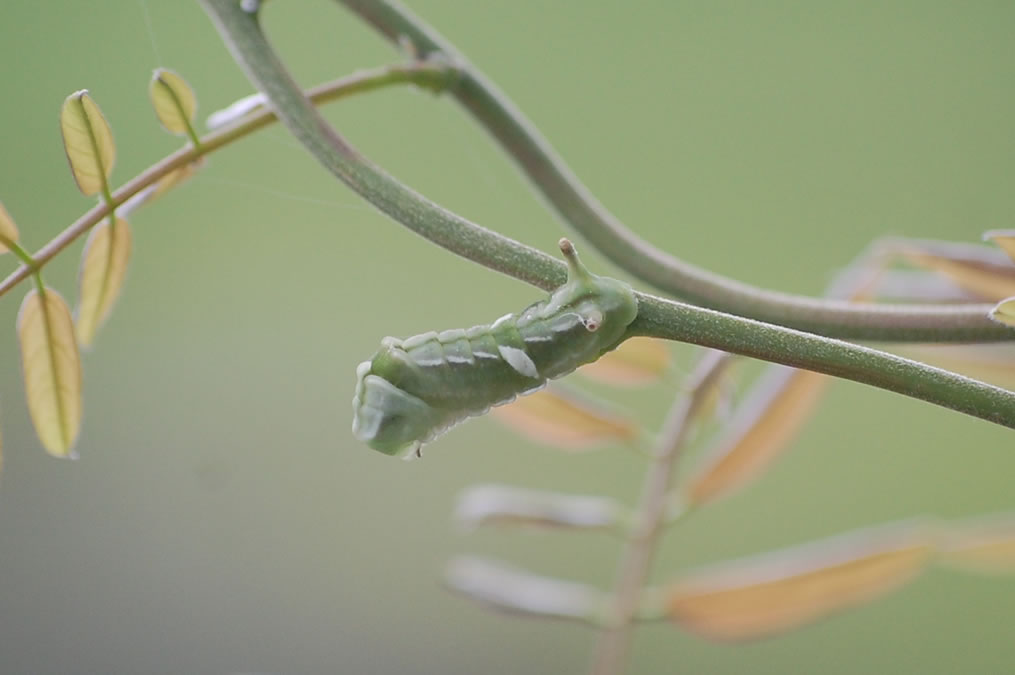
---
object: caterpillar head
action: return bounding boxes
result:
[539,238,638,356]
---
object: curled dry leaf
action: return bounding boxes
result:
[578,336,670,386]
[938,513,1015,575]
[149,69,198,135]
[206,92,267,130]
[455,483,623,532]
[445,556,602,622]
[0,201,20,253]
[684,366,828,507]
[983,230,1015,264]
[18,288,84,458]
[490,385,638,450]
[60,90,115,197]
[897,343,1015,388]
[119,160,204,219]
[860,270,988,303]
[989,297,1015,328]
[76,217,132,347]
[897,243,1015,302]
[666,521,934,641]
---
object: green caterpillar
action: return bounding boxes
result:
[352,239,638,459]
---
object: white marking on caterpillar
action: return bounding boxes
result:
[446,354,473,364]
[497,345,540,379]
[438,328,468,342]
[402,331,439,350]
[355,361,372,379]
[520,382,545,396]
[473,350,500,359]
[523,334,553,343]
[490,313,514,331]
[583,309,604,331]
[547,312,584,333]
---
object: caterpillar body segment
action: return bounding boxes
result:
[352,239,639,458]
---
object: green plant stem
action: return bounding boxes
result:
[333,0,1010,344]
[198,0,1015,432]
[0,233,37,270]
[0,61,454,299]
[591,351,732,675]
[181,112,204,151]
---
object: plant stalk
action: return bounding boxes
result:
[334,0,1009,343]
[591,351,732,675]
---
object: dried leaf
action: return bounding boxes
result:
[119,160,204,218]
[983,230,1015,264]
[666,521,934,641]
[861,270,987,303]
[149,69,197,135]
[938,513,1015,575]
[0,201,20,253]
[899,245,1015,302]
[60,90,115,197]
[490,385,638,450]
[445,556,602,622]
[151,161,202,199]
[679,350,737,431]
[897,343,1015,388]
[990,297,1015,327]
[76,217,132,347]
[578,336,670,386]
[455,484,623,532]
[18,288,84,458]
[206,92,266,130]
[685,366,828,506]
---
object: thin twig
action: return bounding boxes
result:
[0,62,454,298]
[590,351,732,675]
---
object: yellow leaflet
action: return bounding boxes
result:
[666,522,933,641]
[901,249,1015,302]
[938,514,1015,575]
[152,161,202,200]
[60,91,115,197]
[0,201,20,253]
[578,336,670,386]
[18,288,84,458]
[490,386,637,450]
[897,343,1015,388]
[685,367,828,506]
[984,230,1015,264]
[120,161,205,218]
[990,297,1015,327]
[76,218,133,347]
[149,69,197,135]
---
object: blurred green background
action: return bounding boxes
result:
[1,1,1013,673]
